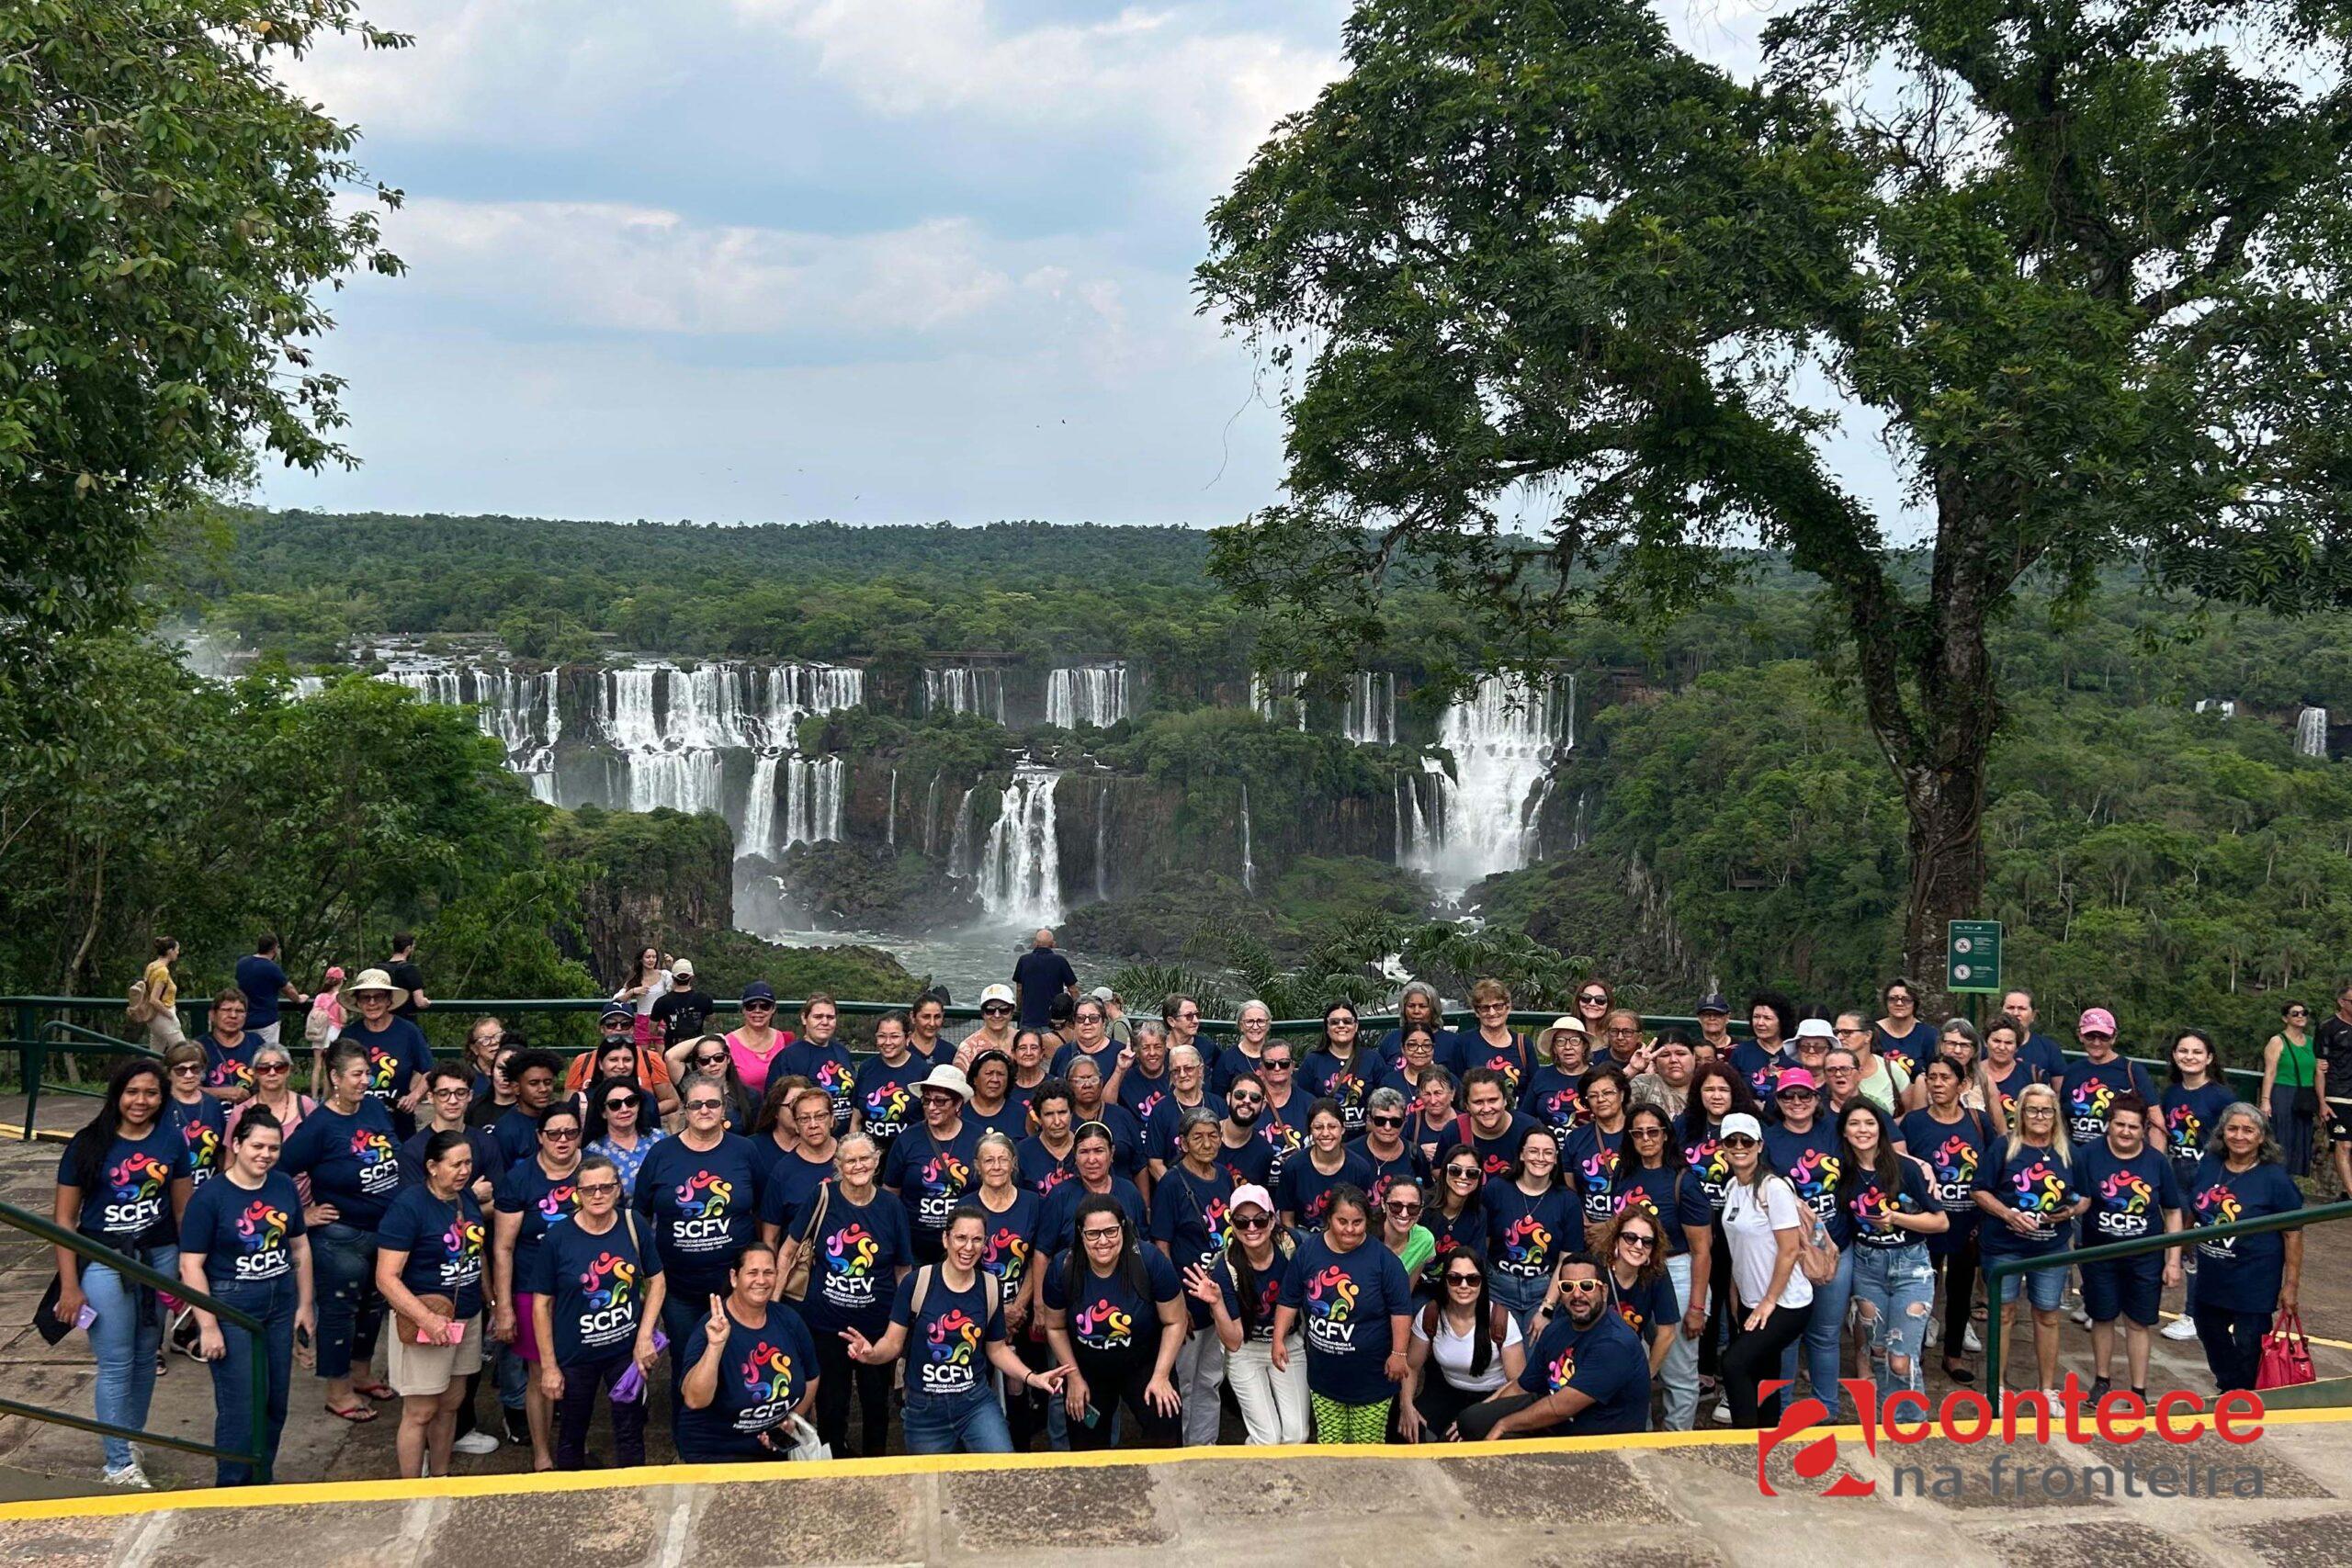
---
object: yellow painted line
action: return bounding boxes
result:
[1,1405,2347,1525]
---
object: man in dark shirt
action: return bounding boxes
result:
[650,959,718,1047]
[2319,985,2352,1192]
[1011,928,1078,1033]
[386,931,429,1021]
[233,933,306,1050]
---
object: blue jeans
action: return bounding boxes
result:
[82,1245,177,1472]
[900,1382,1012,1455]
[1489,1269,1550,1342]
[206,1275,296,1485]
[1849,1242,1936,1398]
[310,1224,383,1382]
[1781,1246,1855,1416]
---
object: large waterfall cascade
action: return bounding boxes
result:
[1046,663,1133,728]
[925,666,1007,723]
[1402,672,1575,892]
[976,765,1066,926]
[2298,705,2330,759]
[1344,671,1398,746]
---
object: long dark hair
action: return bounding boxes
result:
[1062,1191,1150,1305]
[582,1073,647,1145]
[1222,1211,1290,1337]
[1679,1061,1758,1147]
[1834,1100,1905,1198]
[1316,1001,1359,1057]
[1434,1248,1503,1378]
[1625,1104,1682,1169]
[67,1059,169,1194]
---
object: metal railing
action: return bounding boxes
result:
[1981,1198,2352,1393]
[0,1198,275,1482]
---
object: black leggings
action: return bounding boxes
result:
[1069,1341,1181,1450]
[1699,1220,1734,1380]
[813,1326,896,1458]
[1007,1329,1054,1451]
[1411,1374,1491,1440]
[555,1352,648,1470]
[1722,1300,1814,1428]
[1933,1225,1981,1367]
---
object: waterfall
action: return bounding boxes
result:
[1046,664,1131,728]
[1251,671,1306,730]
[925,667,1006,723]
[922,773,943,857]
[781,756,844,847]
[1571,787,1593,851]
[1240,784,1256,893]
[290,675,325,700]
[886,768,899,846]
[1405,672,1568,891]
[2194,699,2238,719]
[947,788,978,881]
[743,755,780,858]
[977,767,1065,924]
[384,660,562,782]
[2298,706,2329,759]
[1344,671,1397,745]
[1094,782,1111,902]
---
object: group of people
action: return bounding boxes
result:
[51,950,2332,1490]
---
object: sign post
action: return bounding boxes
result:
[1946,919,2004,996]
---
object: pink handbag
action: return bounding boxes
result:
[2257,1310,2315,1390]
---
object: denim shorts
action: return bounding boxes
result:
[2079,1257,2163,1326]
[1995,1260,2067,1313]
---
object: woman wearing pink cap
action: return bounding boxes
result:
[2057,1009,2161,1153]
[1184,1183,1306,1443]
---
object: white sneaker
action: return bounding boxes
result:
[2162,1315,2199,1342]
[1713,1398,1733,1425]
[1963,1326,1984,1353]
[101,1464,150,1490]
[1925,1319,1941,1348]
[2068,1306,2093,1329]
[451,1430,500,1456]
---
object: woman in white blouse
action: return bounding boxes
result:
[1716,1111,1816,1428]
[1397,1248,1526,1440]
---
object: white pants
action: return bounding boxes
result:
[144,1010,187,1053]
[253,1021,282,1049]
[1663,1251,1701,1430]
[1172,1325,1227,1445]
[1223,1336,1307,1445]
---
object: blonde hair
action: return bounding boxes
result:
[2004,1082,2072,1168]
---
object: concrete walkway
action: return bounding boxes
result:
[0,1416,2348,1567]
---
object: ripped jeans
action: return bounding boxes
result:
[1849,1239,1937,1399]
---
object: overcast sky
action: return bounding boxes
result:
[264,0,1796,528]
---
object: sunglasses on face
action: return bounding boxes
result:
[1579,993,1609,1005]
[1630,1126,1665,1139]
[542,1126,581,1140]
[1561,1279,1606,1293]
[1386,1201,1422,1215]
[694,1055,726,1067]
[1722,1134,1758,1148]
[1261,1059,1292,1071]
[1447,1166,1480,1180]
[1229,1093,1263,1106]
[257,1062,291,1074]
[1369,1114,1404,1128]
[576,1182,620,1198]
[983,1004,1012,1016]
[1619,1234,1657,1249]
[687,1100,724,1112]
[1177,1011,1201,1021]
[606,1095,639,1111]
[1233,1213,1272,1230]
[742,1001,775,1011]
[169,1064,203,1075]
[1446,1272,1482,1286]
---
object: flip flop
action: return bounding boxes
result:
[353,1381,395,1402]
[325,1401,379,1423]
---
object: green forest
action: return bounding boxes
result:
[8,511,2352,1071]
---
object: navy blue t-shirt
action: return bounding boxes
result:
[888,1268,1005,1397]
[2075,1142,2186,1248]
[794,1187,913,1337]
[1434,1112,1542,1181]
[2188,1156,2303,1313]
[345,1017,432,1118]
[1044,1246,1182,1353]
[1216,1131,1276,1191]
[1483,1179,1579,1280]
[1728,1042,1782,1102]
[1012,949,1077,1032]
[2060,1056,2161,1150]
[492,1107,544,1169]
[233,955,288,1029]
[1983,1061,2037,1129]
[378,1185,487,1320]
[1517,1309,1650,1435]
[179,1170,307,1287]
[676,1302,820,1460]
[633,1133,762,1294]
[1215,1242,1297,1342]
[1607,1160,1713,1257]
[1017,1134,1079,1198]
[496,1156,584,1298]
[1144,1094,1227,1167]
[1973,1142,2082,1258]
[1762,1121,1842,1224]
[279,1100,402,1228]
[1037,1177,1147,1256]
[60,1127,189,1247]
[1114,1064,1173,1130]
[1898,1108,1991,1221]
[2161,1083,2235,1181]
[1606,1269,1681,1344]
[776,1040,857,1136]
[1836,1156,1936,1251]
[1346,1137,1428,1215]
[881,1122,984,1245]
[1682,1124,1735,1216]
[2020,1031,2069,1080]
[1453,1032,1533,1101]
[166,1095,226,1189]
[198,1032,257,1099]
[1521,1065,1589,1143]
[756,1148,839,1239]
[1277,1235,1412,1404]
[1299,1050,1378,1134]
[1565,1122,1628,1230]
[1275,1148,1375,1231]
[522,1212,664,1366]
[1872,1021,1934,1079]
[975,1190,1044,1304]
[1210,1043,1266,1096]
[1422,1201,1487,1287]
[851,1054,928,1156]
[1150,1163,1235,1276]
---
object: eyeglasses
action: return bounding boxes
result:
[430,1087,471,1100]
[1080,1227,1124,1243]
[1233,1213,1272,1231]
[542,1126,581,1141]
[1619,1234,1657,1250]
[982,1004,1012,1016]
[687,1100,725,1112]
[1385,1201,1422,1215]
[1369,1114,1404,1128]
[1445,1271,1482,1286]
[1836,1026,1870,1036]
[1474,1002,1509,1014]
[1630,1126,1665,1140]
[576,1182,620,1197]
[1579,993,1609,1005]
[606,1094,639,1111]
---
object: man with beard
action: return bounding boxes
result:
[1216,1070,1278,1190]
[1452,1254,1652,1438]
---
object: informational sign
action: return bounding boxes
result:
[1946,919,2004,995]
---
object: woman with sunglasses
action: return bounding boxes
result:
[1056,999,1121,1083]
[1274,1185,1413,1444]
[1277,1099,1375,1234]
[278,1040,402,1426]
[525,1152,664,1471]
[1597,1208,1679,1390]
[1350,1088,1427,1211]
[723,982,794,1100]
[667,1036,758,1136]
[1565,1066,1633,1247]
[1254,1043,1310,1185]
[758,1086,842,1247]
[1182,1183,1300,1441]
[1679,1062,1753,1417]
[1572,981,1615,1048]
[1301,1003,1375,1135]
[1482,1126,1577,1337]
[1602,1104,1711,1428]
[231,1043,317,1201]
[677,1242,820,1463]
[2260,1000,2322,1176]
[1377,1176,1435,1291]
[1456,980,1532,1100]
[1715,1112,1814,1427]
[585,1074,664,1201]
[163,1042,227,1191]
[491,1101,585,1470]
[786,1133,910,1459]
[635,1072,763,1373]
[1425,1148,1489,1291]
[1398,1248,1521,1442]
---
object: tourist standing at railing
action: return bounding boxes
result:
[376,1131,488,1480]
[959,984,1018,1062]
[343,970,432,1142]
[612,945,670,1049]
[1376,982,1455,1072]
[178,1109,313,1486]
[2059,1008,2161,1154]
[1573,981,1617,1054]
[192,991,255,1107]
[384,932,430,1022]
[1730,991,1795,1100]
[1300,1004,1374,1135]
[1012,927,1077,1033]
[1103,1019,1170,1126]
[231,1043,316,1204]
[2318,987,2352,1196]
[1214,999,1274,1095]
[1871,980,1933,1079]
[234,933,306,1053]
[139,938,186,1053]
[1973,1082,2086,1398]
[779,996,855,1138]
[460,1018,507,1109]
[722,982,794,1099]
[1457,982,1534,1098]
[1163,994,1217,1068]
[2188,1102,2305,1394]
[650,959,717,1051]
[1091,986,1132,1047]
[279,1041,402,1426]
[1693,993,1736,1058]
[2259,1000,2323,1177]
[852,1010,927,1161]
[908,991,952,1067]
[51,1059,193,1489]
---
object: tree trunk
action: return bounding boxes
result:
[1897,759,1989,1017]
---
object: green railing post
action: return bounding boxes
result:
[1984,1258,2006,1393]
[17,999,40,1142]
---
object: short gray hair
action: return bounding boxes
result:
[1134,1020,1169,1046]
[1938,1016,1978,1045]
[1366,1086,1407,1117]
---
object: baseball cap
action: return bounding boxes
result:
[671,959,694,977]
[600,1003,633,1026]
[980,983,1015,1008]
[1088,986,1116,1003]
[1720,1112,1764,1142]
[1230,1184,1275,1215]
[741,980,775,1004]
[1774,1068,1819,1094]
[1793,1018,1837,1041]
[1696,994,1729,1015]
[2077,1007,2118,1036]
